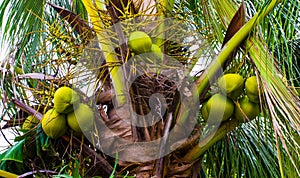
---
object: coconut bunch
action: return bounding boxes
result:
[36,86,95,139]
[201,74,261,123]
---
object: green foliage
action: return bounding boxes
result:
[248,0,300,88]
[0,0,44,71]
[203,120,281,177]
[0,140,25,174]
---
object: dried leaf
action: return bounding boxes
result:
[18,73,57,80]
[222,1,246,47]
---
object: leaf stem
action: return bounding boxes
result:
[183,119,239,161]
[81,0,127,106]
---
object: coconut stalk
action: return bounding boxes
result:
[81,0,128,106]
[184,119,240,161]
[182,0,283,161]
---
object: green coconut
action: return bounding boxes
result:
[67,103,94,133]
[151,44,161,53]
[234,96,260,122]
[129,31,152,54]
[205,93,235,122]
[217,73,244,99]
[42,109,67,139]
[245,76,259,103]
[22,115,40,130]
[54,86,80,114]
[150,44,164,62]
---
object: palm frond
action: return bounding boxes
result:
[250,0,300,88]
[0,0,88,67]
[0,0,45,65]
[0,1,88,126]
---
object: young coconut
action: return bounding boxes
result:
[245,76,259,103]
[217,73,244,99]
[205,93,234,122]
[22,115,40,130]
[67,103,94,134]
[201,102,209,121]
[129,31,152,54]
[42,109,67,139]
[151,44,161,53]
[150,43,164,62]
[234,96,260,122]
[54,86,80,114]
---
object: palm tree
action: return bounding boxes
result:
[0,0,299,177]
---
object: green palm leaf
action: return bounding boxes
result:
[0,0,45,65]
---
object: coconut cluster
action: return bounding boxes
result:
[41,87,94,139]
[128,31,162,55]
[201,74,261,123]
